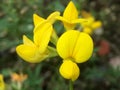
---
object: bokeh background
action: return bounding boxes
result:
[0,0,120,90]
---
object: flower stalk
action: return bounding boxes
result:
[69,80,73,90]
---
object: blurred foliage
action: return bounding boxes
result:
[0,0,120,90]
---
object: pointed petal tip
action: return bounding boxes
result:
[54,11,60,15]
[33,13,40,20]
[33,13,45,27]
[23,35,27,39]
[33,13,37,17]
[69,1,74,5]
[63,1,78,22]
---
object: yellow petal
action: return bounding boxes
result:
[56,18,87,30]
[33,14,45,27]
[47,11,60,24]
[23,35,35,46]
[56,16,69,23]
[16,44,48,63]
[57,30,93,63]
[91,21,102,29]
[59,60,80,81]
[81,17,94,27]
[56,16,75,30]
[33,21,53,53]
[57,30,79,59]
[63,22,75,30]
[73,32,93,63]
[71,18,87,23]
[83,27,93,34]
[0,74,5,90]
[63,1,78,21]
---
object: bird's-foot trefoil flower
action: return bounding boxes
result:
[33,11,60,45]
[57,30,93,81]
[16,21,55,63]
[56,1,86,30]
[81,11,102,34]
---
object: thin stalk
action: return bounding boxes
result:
[69,80,73,90]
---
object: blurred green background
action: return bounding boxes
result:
[0,0,120,90]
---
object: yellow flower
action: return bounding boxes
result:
[81,11,102,34]
[57,30,93,81]
[33,11,60,45]
[83,20,102,34]
[0,74,5,90]
[16,21,53,63]
[56,1,86,30]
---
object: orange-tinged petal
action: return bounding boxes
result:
[59,60,80,81]
[11,73,27,82]
[33,21,53,53]
[33,14,45,27]
[57,30,79,59]
[73,32,93,63]
[47,11,60,24]
[63,1,78,21]
[23,35,35,46]
[16,44,48,63]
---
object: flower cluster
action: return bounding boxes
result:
[16,1,95,81]
[81,11,102,34]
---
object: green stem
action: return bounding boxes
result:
[17,82,22,90]
[69,80,73,90]
[50,30,58,45]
